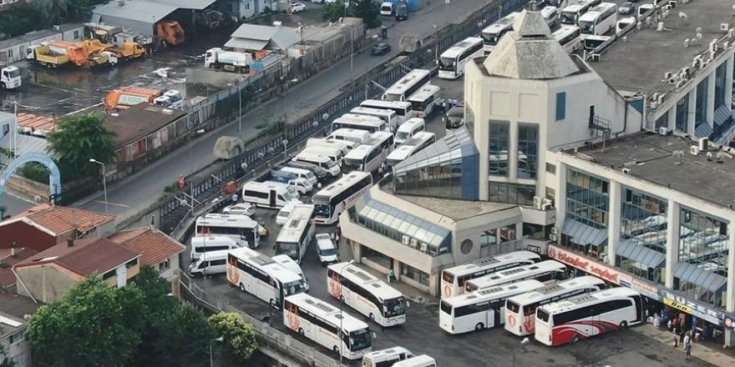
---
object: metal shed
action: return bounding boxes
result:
[91,0,218,36]
[0,29,63,65]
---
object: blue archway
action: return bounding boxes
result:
[0,152,61,202]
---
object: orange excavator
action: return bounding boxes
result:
[156,20,185,46]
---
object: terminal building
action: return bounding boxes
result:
[341,3,735,346]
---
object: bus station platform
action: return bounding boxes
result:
[635,323,735,366]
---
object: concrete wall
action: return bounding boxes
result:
[5,174,49,203]
[186,68,250,91]
[159,256,180,281]
[1,326,31,367]
[16,263,81,303]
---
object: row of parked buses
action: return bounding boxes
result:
[438,251,645,346]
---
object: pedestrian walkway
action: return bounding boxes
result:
[635,323,735,366]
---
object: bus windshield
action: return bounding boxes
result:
[319,247,338,256]
[384,297,407,317]
[506,300,520,313]
[440,300,452,314]
[560,11,577,25]
[396,131,411,141]
[439,56,456,71]
[343,158,363,171]
[278,242,299,259]
[537,309,550,322]
[578,20,594,34]
[482,32,501,46]
[349,329,372,351]
[283,279,307,296]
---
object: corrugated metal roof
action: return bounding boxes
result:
[93,1,178,24]
[153,0,217,10]
[230,24,300,50]
[224,38,269,51]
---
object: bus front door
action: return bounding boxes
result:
[270,189,277,207]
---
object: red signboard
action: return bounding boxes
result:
[547,245,629,285]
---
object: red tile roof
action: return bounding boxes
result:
[5,204,115,236]
[16,238,139,277]
[108,227,185,266]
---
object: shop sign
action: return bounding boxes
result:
[548,245,625,285]
[661,291,722,326]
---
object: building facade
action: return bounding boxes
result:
[0,313,30,367]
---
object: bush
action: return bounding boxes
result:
[20,162,50,184]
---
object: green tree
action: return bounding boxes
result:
[353,0,381,28]
[209,312,258,364]
[322,2,350,22]
[46,112,115,181]
[26,277,142,367]
[0,0,107,39]
[146,303,215,367]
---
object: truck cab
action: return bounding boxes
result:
[0,66,21,90]
[395,1,408,21]
[153,90,184,109]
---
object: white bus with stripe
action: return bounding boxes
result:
[464,260,567,292]
[440,251,541,299]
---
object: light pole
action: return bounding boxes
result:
[432,24,438,63]
[512,337,530,367]
[282,138,289,159]
[444,0,450,27]
[238,85,243,138]
[88,158,108,213]
[209,336,223,367]
[188,128,206,210]
[337,259,355,363]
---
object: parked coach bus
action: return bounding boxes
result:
[440,251,541,298]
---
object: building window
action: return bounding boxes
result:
[676,94,689,132]
[565,168,609,229]
[545,162,556,175]
[489,120,510,177]
[617,187,668,284]
[695,78,708,125]
[73,30,80,39]
[9,331,24,344]
[126,258,138,269]
[517,123,539,179]
[159,259,171,272]
[715,62,727,109]
[489,182,535,206]
[545,187,555,201]
[102,270,115,280]
[655,111,669,130]
[480,229,497,248]
[555,92,566,121]
[363,247,391,269]
[400,263,429,286]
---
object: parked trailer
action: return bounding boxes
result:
[204,48,253,73]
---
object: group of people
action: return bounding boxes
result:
[652,311,694,361]
[440,98,460,115]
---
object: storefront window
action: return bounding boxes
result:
[401,263,429,286]
[489,120,510,177]
[480,229,498,248]
[488,182,535,206]
[617,187,668,284]
[517,123,539,179]
[363,247,391,269]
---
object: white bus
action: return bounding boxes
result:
[302,145,345,167]
[503,276,605,336]
[313,171,373,225]
[293,151,341,177]
[382,69,432,102]
[393,355,436,367]
[360,99,413,122]
[406,84,441,118]
[440,251,541,298]
[327,262,408,327]
[577,2,617,38]
[541,5,560,28]
[560,0,601,25]
[328,128,372,145]
[241,181,301,209]
[227,247,307,308]
[386,132,436,166]
[438,37,484,79]
[350,107,399,132]
[342,132,394,173]
[195,213,260,248]
[284,293,372,360]
[275,204,315,263]
[465,260,567,292]
[552,25,582,53]
[306,138,352,157]
[331,113,387,134]
[362,346,414,367]
[535,287,644,346]
[481,12,521,53]
[439,280,545,334]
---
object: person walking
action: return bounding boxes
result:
[231,193,239,204]
[684,332,692,361]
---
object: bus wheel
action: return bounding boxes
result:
[269,299,275,307]
[333,346,340,354]
[369,313,375,322]
[475,323,484,331]
[619,321,628,329]
[239,283,245,292]
[298,328,304,336]
[571,335,580,344]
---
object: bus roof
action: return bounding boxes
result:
[441,37,483,58]
[295,151,332,162]
[482,12,520,34]
[329,128,372,141]
[195,213,258,227]
[540,5,558,18]
[578,3,615,22]
[363,346,412,360]
[243,180,291,192]
[276,205,315,243]
[314,171,371,198]
[351,106,396,116]
[539,287,639,314]
[467,260,566,288]
[552,25,580,39]
[361,99,412,108]
[443,280,545,308]
[444,251,541,276]
[334,113,385,126]
[393,355,436,367]
[407,85,441,102]
[329,262,403,300]
[385,69,431,95]
[505,276,605,306]
[262,261,303,283]
[285,293,369,332]
[404,131,435,145]
[387,145,415,162]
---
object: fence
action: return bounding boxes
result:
[159,0,531,233]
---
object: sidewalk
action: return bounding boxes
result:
[635,323,735,366]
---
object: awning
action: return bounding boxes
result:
[616,239,665,268]
[224,38,268,51]
[562,218,607,247]
[674,262,727,293]
[714,105,732,127]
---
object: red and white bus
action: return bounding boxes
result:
[440,251,541,299]
[534,287,643,346]
[503,276,605,336]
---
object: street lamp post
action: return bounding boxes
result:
[337,259,355,363]
[88,158,108,213]
[238,85,243,138]
[282,139,289,159]
[444,0,450,27]
[432,24,438,63]
[209,336,223,367]
[187,127,206,210]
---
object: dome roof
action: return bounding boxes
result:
[483,10,581,80]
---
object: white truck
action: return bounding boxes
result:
[153,90,184,109]
[204,47,252,74]
[0,66,21,90]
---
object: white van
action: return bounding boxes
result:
[306,138,353,156]
[190,235,240,261]
[380,1,393,16]
[272,254,310,292]
[277,166,318,187]
[241,181,301,209]
[301,145,344,166]
[315,233,338,265]
[363,347,414,367]
[392,355,437,367]
[395,118,426,146]
[328,128,372,145]
[266,177,312,195]
[188,250,229,276]
[541,6,559,28]
[276,201,299,226]
[292,151,341,177]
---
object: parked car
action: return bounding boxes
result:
[372,42,392,56]
[618,2,635,15]
[315,233,338,265]
[290,2,306,12]
[222,203,256,216]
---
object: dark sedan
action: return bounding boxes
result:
[372,43,391,56]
